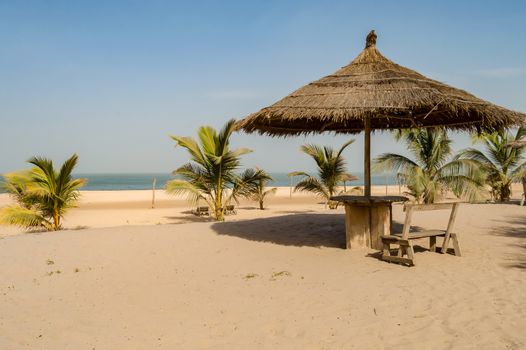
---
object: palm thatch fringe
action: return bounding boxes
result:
[236,30,525,136]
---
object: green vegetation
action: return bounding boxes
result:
[293,140,359,208]
[456,127,525,202]
[374,129,485,204]
[166,119,270,221]
[245,168,276,209]
[0,154,85,230]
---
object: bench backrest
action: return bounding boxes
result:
[400,202,460,240]
[197,206,209,212]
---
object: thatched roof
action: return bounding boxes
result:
[237,30,525,135]
[341,173,360,182]
[506,139,526,148]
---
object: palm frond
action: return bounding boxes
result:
[336,139,354,158]
[288,171,309,177]
[171,136,207,166]
[166,179,207,206]
[373,153,418,173]
[300,144,326,167]
[0,205,51,229]
[294,176,329,200]
[2,154,84,230]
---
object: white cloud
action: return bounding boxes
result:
[475,67,526,79]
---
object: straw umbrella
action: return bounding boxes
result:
[507,139,526,148]
[340,173,360,193]
[236,30,525,197]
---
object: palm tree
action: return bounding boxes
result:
[245,168,276,209]
[0,154,86,231]
[456,127,525,202]
[293,140,357,208]
[166,119,255,221]
[374,128,484,204]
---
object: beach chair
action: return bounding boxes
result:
[194,206,210,216]
[380,203,462,266]
[225,205,236,215]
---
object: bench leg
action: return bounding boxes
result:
[441,234,451,254]
[397,241,415,266]
[380,239,414,266]
[451,233,462,257]
[382,242,391,257]
[397,246,404,257]
[429,236,437,252]
[406,241,415,266]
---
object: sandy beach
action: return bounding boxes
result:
[0,185,525,349]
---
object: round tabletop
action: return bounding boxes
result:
[330,195,408,204]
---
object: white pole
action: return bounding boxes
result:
[151,177,156,209]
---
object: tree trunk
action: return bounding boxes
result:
[53,211,60,231]
[499,185,511,202]
[259,199,264,210]
[215,166,224,221]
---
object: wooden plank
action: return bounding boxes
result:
[400,206,413,239]
[441,203,459,254]
[381,235,402,242]
[451,233,462,257]
[344,204,370,249]
[429,236,437,252]
[382,242,391,257]
[445,203,459,234]
[410,230,446,238]
[381,255,414,266]
[370,203,390,250]
[406,241,415,263]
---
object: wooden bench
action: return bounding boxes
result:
[380,203,462,266]
[194,206,210,216]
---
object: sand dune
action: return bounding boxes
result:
[0,186,525,349]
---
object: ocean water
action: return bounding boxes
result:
[65,172,399,191]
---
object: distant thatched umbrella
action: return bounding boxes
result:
[237,30,525,196]
[341,173,359,192]
[506,139,526,148]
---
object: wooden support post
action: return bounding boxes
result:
[343,203,390,250]
[151,177,156,209]
[364,117,371,197]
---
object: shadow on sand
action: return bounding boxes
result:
[490,215,526,269]
[211,213,347,248]
[163,211,215,224]
[210,212,425,250]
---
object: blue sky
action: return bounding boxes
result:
[0,0,525,174]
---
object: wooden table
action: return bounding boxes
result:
[331,195,408,250]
